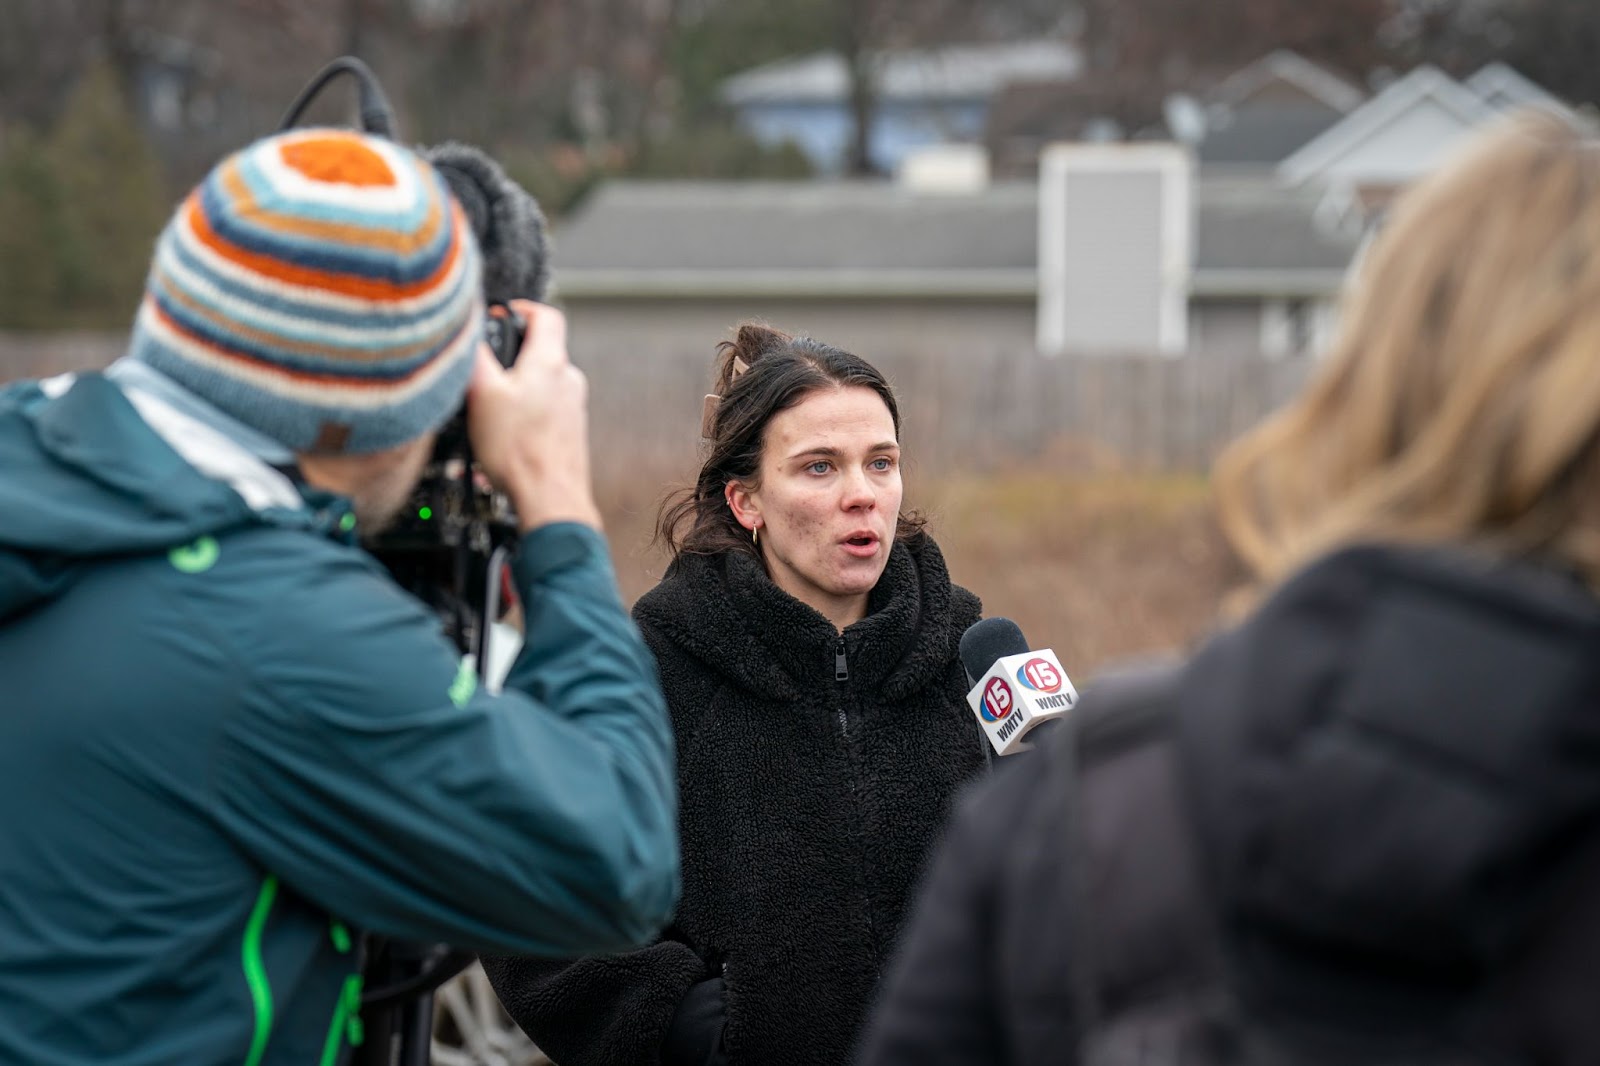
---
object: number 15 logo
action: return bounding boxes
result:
[1016,657,1063,693]
[980,677,1014,721]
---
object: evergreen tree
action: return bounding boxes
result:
[0,61,169,329]
[44,60,169,328]
[0,128,70,329]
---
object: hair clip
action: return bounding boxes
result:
[700,357,752,439]
[701,393,720,439]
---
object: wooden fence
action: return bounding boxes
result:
[0,332,1315,477]
[580,343,1316,480]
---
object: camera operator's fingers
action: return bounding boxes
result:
[466,342,508,402]
[465,307,600,533]
[506,300,568,375]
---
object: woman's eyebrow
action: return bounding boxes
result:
[788,445,845,461]
[787,442,900,461]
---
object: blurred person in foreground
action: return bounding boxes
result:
[483,323,991,1065]
[0,128,679,1065]
[861,107,1600,1065]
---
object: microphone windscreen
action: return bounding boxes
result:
[960,617,1029,687]
[419,141,550,305]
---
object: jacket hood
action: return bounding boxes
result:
[0,369,310,622]
[633,535,977,702]
[1180,544,1600,1015]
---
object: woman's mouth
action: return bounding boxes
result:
[840,533,880,558]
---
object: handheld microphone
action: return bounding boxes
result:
[959,617,1078,756]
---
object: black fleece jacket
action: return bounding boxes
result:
[484,534,986,1066]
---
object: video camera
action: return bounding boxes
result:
[278,56,551,1066]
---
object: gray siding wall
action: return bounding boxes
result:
[1190,298,1264,355]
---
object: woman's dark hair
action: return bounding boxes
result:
[656,322,926,561]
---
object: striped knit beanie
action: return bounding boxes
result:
[129,128,483,454]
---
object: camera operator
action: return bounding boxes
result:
[0,128,679,1065]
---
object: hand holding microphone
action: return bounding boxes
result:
[959,618,1079,756]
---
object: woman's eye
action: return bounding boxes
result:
[807,461,831,475]
[871,457,894,471]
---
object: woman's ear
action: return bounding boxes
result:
[725,481,762,533]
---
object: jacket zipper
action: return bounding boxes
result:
[832,637,881,982]
[835,635,850,736]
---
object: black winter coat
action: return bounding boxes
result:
[861,544,1600,1065]
[485,534,987,1066]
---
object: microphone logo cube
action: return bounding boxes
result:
[967,649,1078,756]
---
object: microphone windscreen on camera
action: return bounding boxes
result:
[960,617,1030,688]
[420,142,550,305]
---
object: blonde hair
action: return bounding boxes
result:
[1215,108,1600,599]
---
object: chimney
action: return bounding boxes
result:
[1036,142,1192,356]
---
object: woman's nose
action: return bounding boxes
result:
[840,469,876,509]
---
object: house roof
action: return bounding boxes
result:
[1197,100,1348,165]
[984,51,1368,174]
[1206,50,1367,113]
[1465,62,1566,112]
[720,40,1082,106]
[1194,178,1362,291]
[1277,65,1496,184]
[551,181,1038,298]
[550,177,1363,299]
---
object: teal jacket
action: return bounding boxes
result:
[0,363,680,1065]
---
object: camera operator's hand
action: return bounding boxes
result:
[467,301,603,533]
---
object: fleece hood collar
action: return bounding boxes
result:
[633,535,965,702]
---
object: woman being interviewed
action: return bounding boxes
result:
[484,324,989,1065]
